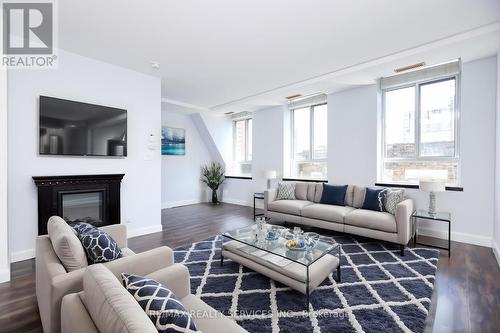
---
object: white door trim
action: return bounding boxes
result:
[0,45,10,283]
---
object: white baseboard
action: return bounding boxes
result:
[417,227,492,247]
[0,268,10,283]
[493,239,500,267]
[11,248,35,263]
[221,198,253,207]
[162,199,201,209]
[127,224,163,238]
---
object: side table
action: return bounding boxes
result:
[412,209,451,257]
[253,192,265,219]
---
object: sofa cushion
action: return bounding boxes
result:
[320,184,348,206]
[268,200,313,215]
[181,294,248,333]
[362,188,388,212]
[314,183,323,203]
[78,227,122,264]
[352,186,366,208]
[295,182,308,200]
[47,216,88,272]
[122,273,199,333]
[121,248,136,257]
[306,183,317,201]
[344,209,397,233]
[83,265,157,333]
[276,182,296,200]
[301,204,355,223]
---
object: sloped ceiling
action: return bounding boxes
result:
[58,0,500,113]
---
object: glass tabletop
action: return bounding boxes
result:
[254,192,265,199]
[222,225,339,267]
[412,209,451,222]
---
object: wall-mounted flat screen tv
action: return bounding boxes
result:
[39,96,127,157]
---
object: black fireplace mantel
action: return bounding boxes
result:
[33,174,125,235]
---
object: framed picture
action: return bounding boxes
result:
[161,126,185,155]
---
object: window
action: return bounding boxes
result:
[231,118,252,177]
[290,104,327,179]
[381,72,460,185]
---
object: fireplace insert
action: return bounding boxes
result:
[33,174,124,235]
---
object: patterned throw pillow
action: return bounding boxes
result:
[77,226,122,264]
[73,222,96,235]
[362,188,388,212]
[276,182,296,200]
[384,189,405,214]
[122,273,200,333]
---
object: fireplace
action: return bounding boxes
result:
[33,174,124,235]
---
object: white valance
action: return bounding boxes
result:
[380,59,460,90]
[288,93,327,110]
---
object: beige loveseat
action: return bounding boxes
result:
[61,263,248,333]
[36,223,174,333]
[264,183,414,254]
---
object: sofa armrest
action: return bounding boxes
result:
[99,224,127,248]
[146,263,191,299]
[395,199,414,245]
[264,189,277,212]
[61,292,99,333]
[103,246,174,279]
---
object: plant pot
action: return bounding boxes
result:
[211,189,219,204]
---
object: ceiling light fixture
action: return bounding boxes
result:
[150,61,160,70]
[394,62,426,73]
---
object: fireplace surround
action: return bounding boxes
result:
[33,174,124,235]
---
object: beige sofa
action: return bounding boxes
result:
[36,224,174,333]
[264,183,414,254]
[61,263,248,333]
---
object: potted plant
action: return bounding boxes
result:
[201,162,225,204]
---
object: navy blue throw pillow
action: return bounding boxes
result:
[362,188,388,212]
[320,184,348,206]
[77,227,122,264]
[122,273,199,333]
[72,222,96,235]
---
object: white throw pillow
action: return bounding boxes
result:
[47,216,88,271]
[276,182,296,200]
[384,189,405,215]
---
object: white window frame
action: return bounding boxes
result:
[380,75,461,185]
[231,118,252,177]
[290,103,327,180]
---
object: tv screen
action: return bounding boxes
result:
[39,96,127,157]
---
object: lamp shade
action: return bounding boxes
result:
[264,170,277,179]
[419,179,446,192]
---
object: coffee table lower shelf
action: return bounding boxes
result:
[220,240,341,309]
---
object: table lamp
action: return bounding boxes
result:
[419,179,446,214]
[264,170,277,189]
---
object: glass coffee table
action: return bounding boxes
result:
[221,225,341,308]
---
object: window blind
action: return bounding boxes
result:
[380,59,460,90]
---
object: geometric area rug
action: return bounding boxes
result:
[174,233,440,333]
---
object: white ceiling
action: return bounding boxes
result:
[58,0,500,114]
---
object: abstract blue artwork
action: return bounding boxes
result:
[162,127,185,155]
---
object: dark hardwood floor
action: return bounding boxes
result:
[0,203,499,332]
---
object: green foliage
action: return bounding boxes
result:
[200,162,225,190]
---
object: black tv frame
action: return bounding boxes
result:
[38,95,128,157]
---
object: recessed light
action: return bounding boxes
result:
[150,61,160,70]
